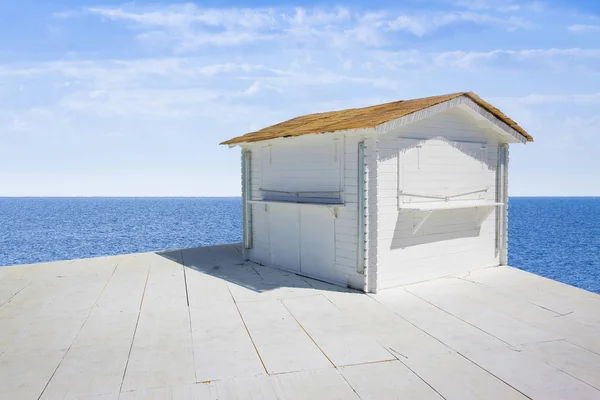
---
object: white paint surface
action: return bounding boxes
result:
[238,104,526,292]
[244,134,367,289]
[375,108,505,289]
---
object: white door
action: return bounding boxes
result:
[269,205,300,272]
[299,208,335,280]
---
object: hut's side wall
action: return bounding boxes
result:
[242,133,367,290]
[375,108,505,290]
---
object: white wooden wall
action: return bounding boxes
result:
[242,134,367,290]
[374,108,505,290]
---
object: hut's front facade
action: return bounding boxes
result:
[222,92,533,293]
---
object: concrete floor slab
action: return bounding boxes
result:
[520,339,600,391]
[401,351,529,400]
[236,299,332,374]
[340,360,443,400]
[213,376,278,400]
[39,343,131,400]
[405,280,562,346]
[320,289,451,359]
[120,344,197,392]
[0,349,65,399]
[281,295,395,366]
[189,300,265,382]
[184,267,233,308]
[461,345,600,399]
[1,244,599,400]
[270,368,359,400]
[119,383,215,400]
[374,288,514,353]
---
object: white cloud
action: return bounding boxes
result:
[88,5,277,30]
[0,59,273,89]
[388,12,535,36]
[568,24,600,33]
[74,4,538,51]
[3,3,599,196]
[239,81,262,96]
[452,0,545,12]
[283,7,351,26]
[86,5,280,51]
[494,92,600,105]
[428,48,600,69]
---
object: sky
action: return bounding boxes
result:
[1,0,599,196]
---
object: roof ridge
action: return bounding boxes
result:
[220,91,532,145]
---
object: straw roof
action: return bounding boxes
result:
[220,92,533,145]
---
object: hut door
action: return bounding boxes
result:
[268,205,301,272]
[299,207,335,280]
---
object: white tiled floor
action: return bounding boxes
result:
[1,243,599,399]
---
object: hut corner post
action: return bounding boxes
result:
[496,143,509,265]
[501,143,509,265]
[242,149,252,254]
[357,141,366,280]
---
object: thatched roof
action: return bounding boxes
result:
[220,92,533,145]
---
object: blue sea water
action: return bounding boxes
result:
[0,197,599,294]
[0,197,242,266]
[508,197,600,294]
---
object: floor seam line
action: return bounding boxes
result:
[0,281,32,309]
[395,358,449,400]
[365,294,454,351]
[118,263,150,394]
[226,284,269,376]
[280,298,337,369]
[531,354,600,392]
[268,366,335,376]
[337,359,398,368]
[36,261,120,400]
[454,351,533,399]
[138,265,151,311]
[181,250,190,307]
[450,276,564,316]
[181,250,198,383]
[118,311,143,395]
[338,370,364,399]
[403,288,515,347]
[564,340,600,357]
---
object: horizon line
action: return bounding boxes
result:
[1,195,600,199]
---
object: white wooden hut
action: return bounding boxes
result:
[221,92,533,292]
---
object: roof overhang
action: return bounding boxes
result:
[375,96,528,144]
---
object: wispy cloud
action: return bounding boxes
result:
[3,45,598,134]
[452,0,545,12]
[370,47,600,71]
[0,59,274,84]
[568,24,600,33]
[429,47,600,69]
[84,5,367,51]
[66,4,538,52]
[495,92,600,105]
[388,12,535,36]
[88,5,277,29]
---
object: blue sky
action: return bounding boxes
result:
[1,0,599,196]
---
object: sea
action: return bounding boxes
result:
[1,197,598,294]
